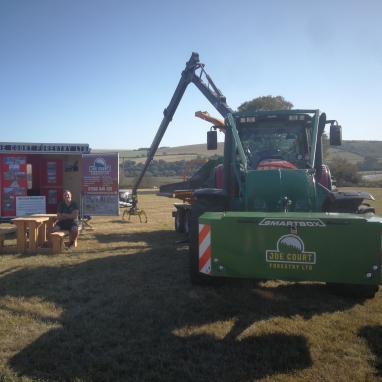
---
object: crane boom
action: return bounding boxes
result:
[132,52,233,197]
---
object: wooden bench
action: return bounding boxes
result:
[50,230,79,254]
[0,227,18,252]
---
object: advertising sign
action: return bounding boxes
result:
[0,143,90,154]
[82,154,119,216]
[1,154,27,216]
[16,196,46,216]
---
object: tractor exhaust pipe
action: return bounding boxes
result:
[315,112,326,181]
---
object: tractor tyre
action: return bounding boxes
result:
[326,283,379,299]
[189,197,225,285]
[357,203,375,215]
[184,210,191,236]
[324,203,378,299]
[175,208,185,233]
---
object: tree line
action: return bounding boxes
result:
[119,154,382,188]
[329,155,382,187]
[120,156,220,178]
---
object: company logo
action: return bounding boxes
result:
[89,158,111,172]
[259,218,325,227]
[266,234,316,265]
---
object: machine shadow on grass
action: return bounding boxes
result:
[358,325,382,377]
[1,229,377,381]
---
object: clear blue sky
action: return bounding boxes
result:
[1,0,381,150]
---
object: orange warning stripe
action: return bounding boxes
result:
[199,224,211,274]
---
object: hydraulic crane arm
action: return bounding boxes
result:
[195,111,225,127]
[132,52,233,197]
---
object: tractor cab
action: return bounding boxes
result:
[219,110,333,212]
[233,111,313,171]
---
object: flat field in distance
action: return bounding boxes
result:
[0,188,381,381]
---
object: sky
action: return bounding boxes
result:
[1,0,381,150]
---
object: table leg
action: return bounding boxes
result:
[29,221,39,253]
[38,222,47,247]
[15,222,27,253]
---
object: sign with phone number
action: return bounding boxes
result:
[82,153,119,216]
[87,187,113,192]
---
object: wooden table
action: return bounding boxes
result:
[11,216,50,254]
[32,214,58,243]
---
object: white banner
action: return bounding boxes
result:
[16,196,46,216]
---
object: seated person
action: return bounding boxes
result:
[52,190,79,250]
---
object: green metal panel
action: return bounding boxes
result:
[245,171,281,212]
[281,170,316,211]
[245,169,317,212]
[199,211,382,285]
[309,110,319,168]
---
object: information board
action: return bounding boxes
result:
[82,153,119,216]
[1,154,27,216]
[16,196,46,216]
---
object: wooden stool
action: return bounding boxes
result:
[0,227,17,252]
[50,231,78,254]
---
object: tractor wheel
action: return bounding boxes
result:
[357,203,375,215]
[326,283,379,299]
[324,203,378,299]
[189,197,225,285]
[184,210,191,236]
[175,208,185,233]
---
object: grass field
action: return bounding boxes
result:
[326,148,364,164]
[0,189,382,381]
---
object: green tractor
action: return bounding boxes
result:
[133,53,381,298]
[189,110,380,298]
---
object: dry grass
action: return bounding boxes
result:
[0,189,382,381]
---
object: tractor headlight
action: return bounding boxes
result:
[253,197,267,212]
[295,197,311,212]
[240,117,256,123]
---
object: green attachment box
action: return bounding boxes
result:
[199,211,382,285]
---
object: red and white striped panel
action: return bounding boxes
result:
[199,224,211,275]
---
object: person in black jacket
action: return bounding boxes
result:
[52,190,79,250]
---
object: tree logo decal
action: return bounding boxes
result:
[266,234,316,265]
[89,158,111,172]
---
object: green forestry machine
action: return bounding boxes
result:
[133,52,381,298]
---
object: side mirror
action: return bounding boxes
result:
[207,130,217,150]
[330,125,342,146]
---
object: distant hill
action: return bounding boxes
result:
[326,141,382,164]
[93,141,382,165]
[93,144,224,163]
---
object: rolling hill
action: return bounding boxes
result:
[326,141,382,164]
[94,141,382,165]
